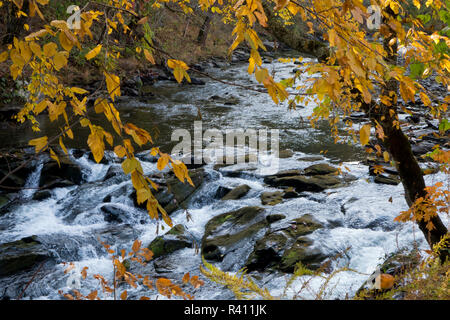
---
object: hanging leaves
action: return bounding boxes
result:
[167,59,190,83]
[359,124,371,146]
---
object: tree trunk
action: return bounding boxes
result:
[2,1,28,45]
[197,15,212,47]
[361,7,448,261]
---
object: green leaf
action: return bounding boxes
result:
[439,119,450,133]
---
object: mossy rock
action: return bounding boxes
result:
[283,214,323,238]
[304,163,339,176]
[280,237,327,272]
[202,206,267,262]
[374,175,400,185]
[265,214,286,224]
[297,156,324,162]
[279,149,294,159]
[221,184,250,200]
[267,175,342,192]
[245,232,288,271]
[261,191,283,206]
[147,224,192,259]
[0,236,52,276]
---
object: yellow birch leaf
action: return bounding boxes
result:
[59,136,68,155]
[29,136,48,153]
[144,49,155,64]
[85,44,102,60]
[359,124,371,146]
[114,145,127,158]
[43,42,57,57]
[53,51,68,70]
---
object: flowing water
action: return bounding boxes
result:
[0,52,447,300]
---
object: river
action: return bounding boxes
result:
[0,50,446,300]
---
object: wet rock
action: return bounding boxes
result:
[245,232,287,271]
[261,191,283,206]
[374,175,400,185]
[297,156,324,162]
[280,238,327,272]
[266,214,286,224]
[369,165,398,176]
[202,206,267,262]
[0,194,11,210]
[266,175,342,192]
[71,149,86,159]
[221,184,250,200]
[32,190,52,201]
[304,163,339,176]
[0,236,52,277]
[100,204,127,223]
[162,168,205,214]
[147,224,192,259]
[356,249,421,299]
[132,169,205,213]
[411,141,435,157]
[282,187,300,199]
[279,149,294,159]
[103,166,123,181]
[263,170,303,184]
[39,157,83,189]
[245,214,324,272]
[214,186,232,199]
[180,155,207,169]
[0,152,34,192]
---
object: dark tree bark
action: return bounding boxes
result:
[197,14,212,47]
[2,1,28,45]
[358,7,448,261]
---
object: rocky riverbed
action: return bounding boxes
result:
[0,47,448,300]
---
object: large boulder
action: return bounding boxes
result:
[221,184,250,200]
[0,151,34,193]
[0,236,52,277]
[147,224,192,259]
[265,175,342,192]
[260,191,283,206]
[39,156,83,189]
[161,168,205,214]
[202,206,267,263]
[100,204,128,223]
[304,163,339,176]
[245,214,325,272]
[131,168,205,214]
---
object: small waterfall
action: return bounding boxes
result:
[21,158,44,200]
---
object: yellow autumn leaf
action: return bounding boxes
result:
[144,49,155,64]
[114,145,127,158]
[87,129,105,163]
[43,42,57,57]
[50,148,60,168]
[85,44,102,60]
[29,136,48,153]
[53,51,68,70]
[359,124,371,146]
[59,32,73,52]
[0,51,8,63]
[71,87,88,95]
[59,136,68,155]
[104,72,121,101]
